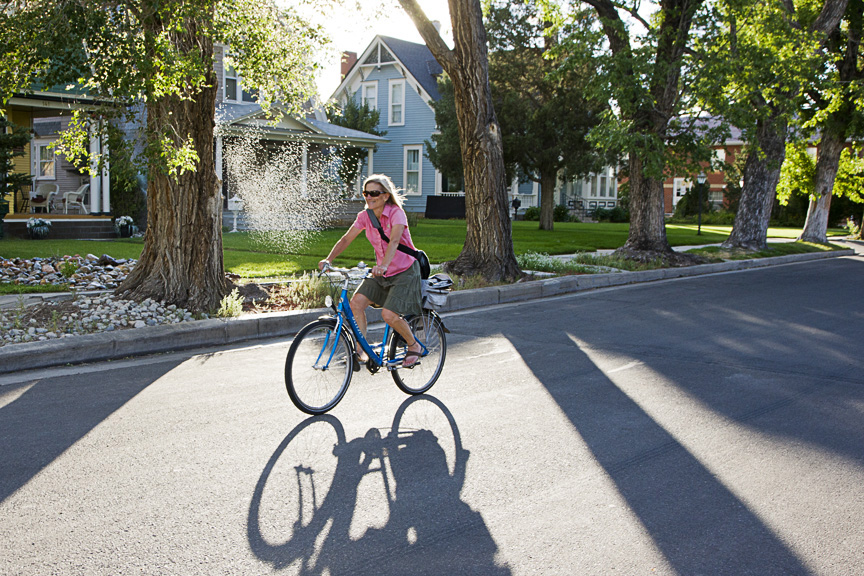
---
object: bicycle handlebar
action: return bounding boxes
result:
[319,262,371,280]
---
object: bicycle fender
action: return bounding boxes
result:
[427,310,450,333]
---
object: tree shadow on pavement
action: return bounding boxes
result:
[0,358,186,504]
[500,325,812,575]
[478,256,864,574]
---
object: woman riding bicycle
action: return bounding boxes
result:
[319,174,424,367]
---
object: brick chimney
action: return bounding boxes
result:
[341,51,358,81]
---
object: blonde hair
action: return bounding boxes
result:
[363,174,404,209]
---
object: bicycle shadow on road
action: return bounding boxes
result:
[247,395,511,576]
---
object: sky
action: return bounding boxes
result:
[279,1,453,100]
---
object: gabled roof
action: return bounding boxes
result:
[331,35,443,105]
[377,36,442,101]
[216,101,388,146]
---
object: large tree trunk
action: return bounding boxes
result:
[400,0,520,281]
[620,154,669,252]
[800,0,861,243]
[539,171,556,231]
[800,129,844,243]
[723,112,787,251]
[116,17,225,312]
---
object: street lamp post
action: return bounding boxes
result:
[696,172,707,236]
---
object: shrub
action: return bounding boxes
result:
[553,204,570,222]
[594,206,629,223]
[216,289,244,317]
[59,260,79,278]
[523,206,540,221]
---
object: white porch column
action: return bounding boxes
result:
[367,148,373,176]
[89,129,102,214]
[101,138,110,214]
[215,136,223,185]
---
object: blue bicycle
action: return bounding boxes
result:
[284,264,448,415]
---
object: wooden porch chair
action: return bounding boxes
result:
[30,183,59,213]
[62,183,90,214]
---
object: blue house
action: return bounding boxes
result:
[332,35,619,219]
[331,36,444,214]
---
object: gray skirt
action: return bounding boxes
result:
[354,260,422,317]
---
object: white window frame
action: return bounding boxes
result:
[33,141,57,181]
[403,145,422,195]
[224,60,239,101]
[361,81,378,110]
[672,177,691,205]
[389,79,405,126]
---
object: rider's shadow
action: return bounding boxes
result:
[247,396,511,575]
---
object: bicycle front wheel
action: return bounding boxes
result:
[285,320,353,414]
[389,312,447,395]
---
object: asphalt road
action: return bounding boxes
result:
[1,254,863,575]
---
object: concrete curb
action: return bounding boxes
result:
[0,248,853,374]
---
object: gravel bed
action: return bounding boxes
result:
[0,293,205,347]
[1,256,207,347]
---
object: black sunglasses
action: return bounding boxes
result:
[362,189,385,197]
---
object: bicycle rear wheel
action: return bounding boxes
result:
[389,312,446,394]
[285,319,353,414]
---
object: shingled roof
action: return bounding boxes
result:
[377,36,444,101]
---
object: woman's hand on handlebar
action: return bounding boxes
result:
[371,264,388,277]
[318,260,331,272]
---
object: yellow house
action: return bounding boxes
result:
[2,86,117,238]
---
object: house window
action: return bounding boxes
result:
[404,145,422,195]
[673,177,691,205]
[362,81,378,110]
[389,79,405,126]
[36,143,56,180]
[242,87,258,103]
[584,171,614,198]
[596,173,608,197]
[224,62,238,101]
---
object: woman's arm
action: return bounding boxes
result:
[319,226,363,269]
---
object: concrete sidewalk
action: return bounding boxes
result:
[1,241,859,375]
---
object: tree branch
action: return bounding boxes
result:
[581,0,632,57]
[397,0,456,72]
[811,0,849,36]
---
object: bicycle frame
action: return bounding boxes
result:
[321,267,427,371]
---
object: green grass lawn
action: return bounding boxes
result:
[1,221,849,281]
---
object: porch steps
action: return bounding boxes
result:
[2,216,117,240]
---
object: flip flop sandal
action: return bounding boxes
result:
[402,350,422,368]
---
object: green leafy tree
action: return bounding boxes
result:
[695,0,847,250]
[326,98,387,195]
[576,0,714,264]
[777,141,817,207]
[425,74,464,187]
[0,116,32,214]
[0,0,320,311]
[485,0,610,231]
[780,140,864,231]
[106,124,147,227]
[399,0,520,281]
[834,145,864,237]
[796,0,864,242]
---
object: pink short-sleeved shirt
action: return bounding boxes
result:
[353,204,418,277]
